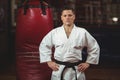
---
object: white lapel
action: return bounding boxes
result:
[60,25,77,59]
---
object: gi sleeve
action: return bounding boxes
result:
[84,29,100,65]
[39,31,53,63]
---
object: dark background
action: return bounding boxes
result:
[0,0,120,80]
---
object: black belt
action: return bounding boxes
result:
[54,59,83,80]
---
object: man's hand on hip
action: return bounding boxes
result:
[77,62,90,72]
[47,61,59,71]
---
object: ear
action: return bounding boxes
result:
[73,15,75,20]
[60,16,62,20]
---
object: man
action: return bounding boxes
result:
[39,7,100,80]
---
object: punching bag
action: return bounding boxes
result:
[15,0,53,80]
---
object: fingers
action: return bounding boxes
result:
[47,61,59,71]
[53,63,59,71]
[77,63,90,72]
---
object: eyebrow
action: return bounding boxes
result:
[62,14,73,16]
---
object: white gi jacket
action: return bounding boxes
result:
[39,25,100,80]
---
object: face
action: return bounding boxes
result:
[61,10,75,26]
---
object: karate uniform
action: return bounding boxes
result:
[39,25,100,80]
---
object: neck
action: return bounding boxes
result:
[64,24,74,30]
[64,24,74,33]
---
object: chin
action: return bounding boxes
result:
[65,23,71,26]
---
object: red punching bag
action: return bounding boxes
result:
[15,0,53,80]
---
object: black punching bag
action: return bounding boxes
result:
[15,0,53,80]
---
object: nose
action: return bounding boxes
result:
[66,15,70,19]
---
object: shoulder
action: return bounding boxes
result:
[75,26,88,33]
[50,26,62,33]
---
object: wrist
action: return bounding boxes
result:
[85,62,90,66]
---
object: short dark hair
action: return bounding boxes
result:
[60,6,75,15]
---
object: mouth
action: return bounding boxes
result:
[65,22,70,24]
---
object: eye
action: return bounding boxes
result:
[68,14,72,17]
[63,15,67,17]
